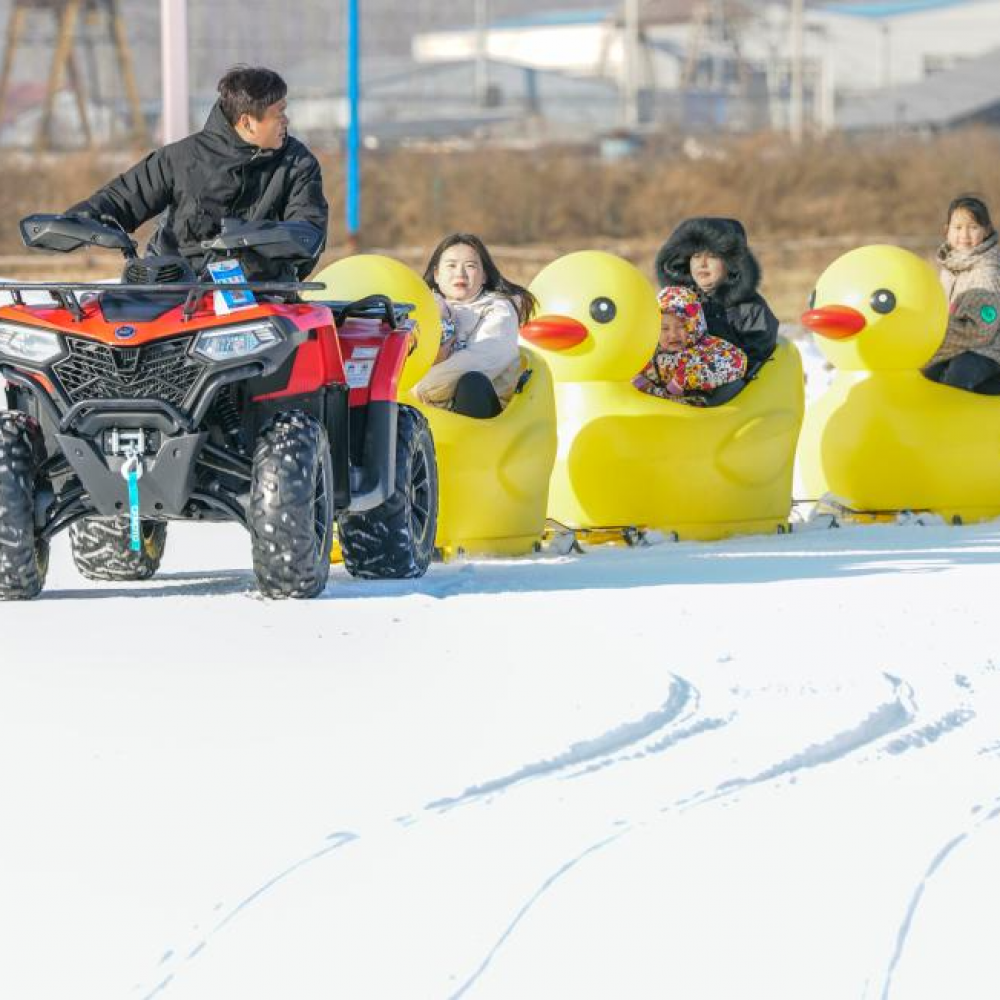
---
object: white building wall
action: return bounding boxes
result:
[413,23,614,75]
[411,0,1000,133]
[413,21,683,89]
[751,1,1000,94]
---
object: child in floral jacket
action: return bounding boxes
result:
[633,286,748,404]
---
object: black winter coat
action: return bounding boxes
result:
[654,217,778,369]
[67,103,329,279]
[698,294,779,371]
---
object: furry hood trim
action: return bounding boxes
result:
[654,217,762,308]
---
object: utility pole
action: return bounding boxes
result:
[816,31,835,134]
[789,0,804,144]
[622,0,640,128]
[160,0,188,143]
[877,19,891,89]
[346,0,361,252]
[709,0,723,91]
[474,0,488,106]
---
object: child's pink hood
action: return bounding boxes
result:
[657,285,707,346]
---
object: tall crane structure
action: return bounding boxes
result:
[0,0,147,150]
[680,0,751,92]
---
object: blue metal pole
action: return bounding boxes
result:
[346,0,361,248]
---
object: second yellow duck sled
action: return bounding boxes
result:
[523,251,805,541]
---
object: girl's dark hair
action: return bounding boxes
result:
[218,65,287,125]
[423,233,538,325]
[947,194,994,234]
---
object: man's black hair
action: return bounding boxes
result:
[217,66,287,125]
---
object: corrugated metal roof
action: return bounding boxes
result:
[820,0,980,18]
[492,9,612,28]
[838,45,1000,128]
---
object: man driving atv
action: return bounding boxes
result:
[66,65,328,281]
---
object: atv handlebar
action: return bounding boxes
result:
[20,214,324,271]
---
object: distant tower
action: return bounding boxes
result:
[600,0,655,128]
[0,0,148,150]
[681,0,751,93]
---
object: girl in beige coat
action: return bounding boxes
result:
[924,195,1000,393]
[415,234,537,419]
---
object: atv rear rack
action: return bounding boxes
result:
[323,294,415,330]
[0,280,326,322]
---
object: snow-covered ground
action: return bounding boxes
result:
[3,517,1000,1000]
[4,329,997,998]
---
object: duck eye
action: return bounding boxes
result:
[589,297,616,324]
[870,289,896,314]
[808,289,816,309]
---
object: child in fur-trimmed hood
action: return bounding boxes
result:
[633,286,747,404]
[654,217,778,373]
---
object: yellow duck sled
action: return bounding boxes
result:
[522,251,804,541]
[310,255,557,558]
[799,243,1000,523]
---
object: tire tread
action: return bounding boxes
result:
[0,413,49,600]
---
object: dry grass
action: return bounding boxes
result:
[3,128,999,325]
[323,128,1000,246]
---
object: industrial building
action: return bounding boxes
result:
[1,0,998,149]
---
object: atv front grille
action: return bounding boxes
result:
[53,336,206,408]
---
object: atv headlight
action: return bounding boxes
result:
[0,322,62,363]
[192,320,280,362]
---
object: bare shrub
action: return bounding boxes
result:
[4,129,1000,322]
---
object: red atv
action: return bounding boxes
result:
[0,214,437,600]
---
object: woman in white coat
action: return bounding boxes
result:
[415,233,537,418]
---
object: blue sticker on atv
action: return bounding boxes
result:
[981,304,998,325]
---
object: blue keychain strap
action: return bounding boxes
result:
[127,467,140,551]
[122,451,142,551]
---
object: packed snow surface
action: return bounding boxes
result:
[2,519,999,999]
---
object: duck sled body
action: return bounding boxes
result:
[549,340,804,540]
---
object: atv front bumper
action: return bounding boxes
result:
[54,428,208,518]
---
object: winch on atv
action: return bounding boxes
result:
[0,213,438,600]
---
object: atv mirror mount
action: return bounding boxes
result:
[98,214,139,259]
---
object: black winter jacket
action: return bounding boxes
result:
[67,103,328,279]
[654,217,778,368]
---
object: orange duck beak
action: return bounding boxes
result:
[801,305,867,340]
[520,315,588,351]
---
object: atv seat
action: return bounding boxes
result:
[99,290,188,322]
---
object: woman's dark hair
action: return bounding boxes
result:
[423,233,538,325]
[947,194,994,234]
[218,66,287,125]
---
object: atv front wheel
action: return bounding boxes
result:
[249,411,335,599]
[69,517,167,581]
[0,413,50,600]
[338,405,438,579]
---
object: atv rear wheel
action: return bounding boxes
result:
[69,517,167,581]
[249,411,334,599]
[0,413,50,600]
[338,405,437,579]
